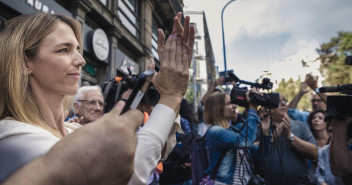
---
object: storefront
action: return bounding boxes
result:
[0,0,72,18]
[82,23,110,85]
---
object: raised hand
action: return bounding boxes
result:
[299,82,310,95]
[157,12,195,67]
[152,33,189,112]
[305,73,318,90]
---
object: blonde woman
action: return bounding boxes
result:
[203,91,270,185]
[0,12,194,185]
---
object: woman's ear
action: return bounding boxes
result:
[23,56,33,75]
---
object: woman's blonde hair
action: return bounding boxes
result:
[0,13,82,137]
[204,92,230,129]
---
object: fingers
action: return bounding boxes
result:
[183,16,190,43]
[121,89,132,100]
[169,34,177,69]
[176,12,182,22]
[186,26,195,66]
[175,37,183,71]
[148,58,155,71]
[157,28,165,60]
[182,45,188,73]
[162,34,174,68]
[172,14,184,38]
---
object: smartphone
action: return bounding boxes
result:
[121,70,155,114]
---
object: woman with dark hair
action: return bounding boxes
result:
[308,111,345,185]
[307,110,330,147]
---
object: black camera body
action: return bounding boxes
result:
[101,68,159,113]
[318,84,352,118]
[227,73,279,109]
[230,86,280,109]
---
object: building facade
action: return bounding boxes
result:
[184,11,217,111]
[0,0,184,85]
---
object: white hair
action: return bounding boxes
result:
[74,85,103,102]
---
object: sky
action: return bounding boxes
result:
[183,0,352,86]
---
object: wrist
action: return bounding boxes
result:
[158,95,183,114]
[287,132,295,142]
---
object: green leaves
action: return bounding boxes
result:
[317,31,352,86]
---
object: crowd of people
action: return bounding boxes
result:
[0,12,351,185]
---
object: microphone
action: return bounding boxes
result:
[317,86,340,93]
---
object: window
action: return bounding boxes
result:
[99,0,108,6]
[118,0,140,39]
[151,17,159,60]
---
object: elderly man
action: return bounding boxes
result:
[254,93,318,185]
[72,86,104,125]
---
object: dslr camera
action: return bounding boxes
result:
[227,73,280,109]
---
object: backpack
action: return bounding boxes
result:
[190,133,209,185]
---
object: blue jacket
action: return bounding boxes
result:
[204,108,271,184]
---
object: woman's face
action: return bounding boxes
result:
[224,94,237,120]
[26,22,85,97]
[311,112,327,131]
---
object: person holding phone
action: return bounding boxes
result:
[0,12,194,185]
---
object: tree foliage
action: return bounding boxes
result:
[317,31,352,85]
[275,77,312,111]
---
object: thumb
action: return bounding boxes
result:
[148,58,155,71]
[109,100,126,116]
[109,100,144,131]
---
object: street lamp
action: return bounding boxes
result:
[221,0,236,91]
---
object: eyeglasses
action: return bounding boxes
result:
[77,100,105,107]
[311,99,322,103]
[280,98,288,104]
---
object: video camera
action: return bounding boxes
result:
[317,55,352,119]
[227,72,280,109]
[101,67,159,113]
[317,55,352,137]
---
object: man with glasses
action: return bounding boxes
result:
[72,86,105,125]
[287,74,327,127]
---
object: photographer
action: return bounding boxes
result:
[254,93,318,185]
[203,89,271,185]
[330,117,352,184]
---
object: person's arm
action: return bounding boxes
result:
[128,13,195,184]
[282,115,318,160]
[330,117,352,177]
[200,77,224,105]
[3,101,144,185]
[251,109,272,164]
[288,82,310,109]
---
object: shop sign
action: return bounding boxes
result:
[92,28,109,61]
[0,0,72,16]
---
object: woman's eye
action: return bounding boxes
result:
[58,48,68,53]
